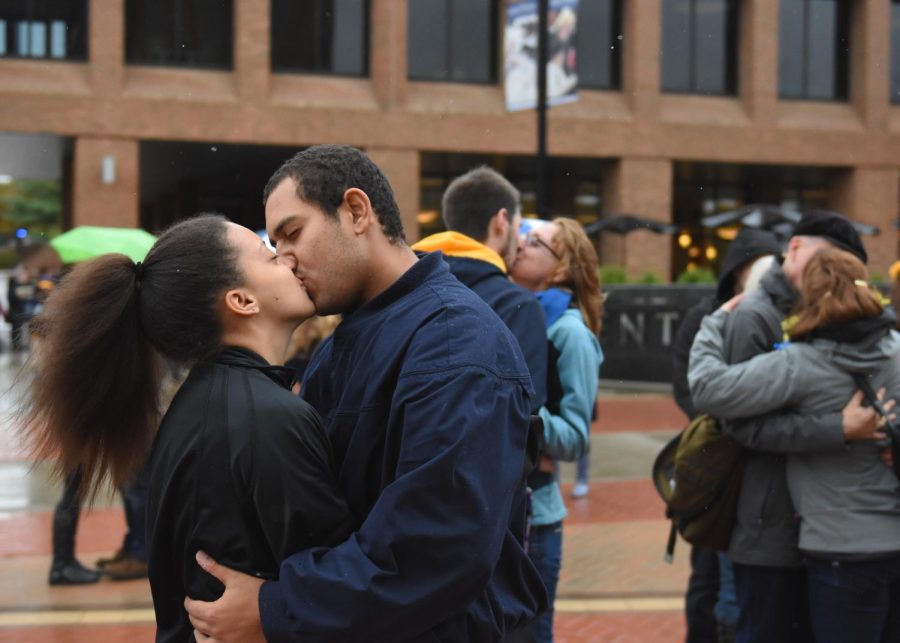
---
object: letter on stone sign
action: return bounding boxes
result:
[656,312,680,347]
[619,313,645,348]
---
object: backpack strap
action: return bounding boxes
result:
[851,373,895,429]
[665,521,677,564]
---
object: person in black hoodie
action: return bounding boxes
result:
[671,227,781,643]
[672,228,782,420]
[19,214,355,642]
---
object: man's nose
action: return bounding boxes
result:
[278,253,298,271]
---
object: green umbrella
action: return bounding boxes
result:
[50,226,158,263]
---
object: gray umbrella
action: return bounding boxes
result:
[703,205,880,237]
[700,204,802,230]
[583,214,678,236]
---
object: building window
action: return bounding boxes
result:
[661,0,738,95]
[0,0,87,61]
[577,0,622,90]
[407,0,498,84]
[892,0,900,103]
[779,0,850,101]
[125,0,233,69]
[271,0,368,75]
[672,162,834,277]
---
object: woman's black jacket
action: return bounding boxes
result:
[147,346,356,642]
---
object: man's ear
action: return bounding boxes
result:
[490,209,509,238]
[344,188,374,234]
[223,288,260,317]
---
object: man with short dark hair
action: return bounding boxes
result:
[413,166,548,413]
[184,145,546,642]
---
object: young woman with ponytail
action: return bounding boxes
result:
[21,214,355,641]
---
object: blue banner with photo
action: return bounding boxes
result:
[504,0,580,112]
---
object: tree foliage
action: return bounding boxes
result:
[0,179,62,230]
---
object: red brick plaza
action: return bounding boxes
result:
[0,390,689,642]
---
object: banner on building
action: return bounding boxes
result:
[504,0,580,112]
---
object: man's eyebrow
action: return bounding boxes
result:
[270,214,299,241]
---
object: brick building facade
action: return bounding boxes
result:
[1,0,898,279]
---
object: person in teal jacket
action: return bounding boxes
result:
[510,217,603,643]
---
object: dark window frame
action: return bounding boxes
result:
[577,0,623,91]
[660,0,740,96]
[270,0,370,77]
[778,0,851,102]
[407,0,500,85]
[125,0,234,71]
[0,0,89,62]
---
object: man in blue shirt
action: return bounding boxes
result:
[185,145,546,642]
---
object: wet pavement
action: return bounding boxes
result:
[0,341,691,642]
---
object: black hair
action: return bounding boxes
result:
[20,214,241,499]
[263,144,406,245]
[441,166,520,242]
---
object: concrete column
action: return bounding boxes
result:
[849,0,890,130]
[370,0,408,110]
[365,148,420,242]
[829,166,899,276]
[620,0,661,120]
[89,0,125,95]
[739,0,779,124]
[72,137,140,228]
[601,158,673,281]
[234,0,271,100]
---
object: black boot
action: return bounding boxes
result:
[49,558,101,585]
[48,472,100,586]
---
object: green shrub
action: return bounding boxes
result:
[636,272,662,285]
[599,265,628,285]
[676,267,716,284]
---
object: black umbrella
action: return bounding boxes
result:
[703,205,880,237]
[700,204,802,230]
[583,214,678,236]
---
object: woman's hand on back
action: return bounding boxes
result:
[719,293,745,314]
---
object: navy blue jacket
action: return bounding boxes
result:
[442,255,548,412]
[258,252,547,642]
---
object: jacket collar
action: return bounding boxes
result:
[807,308,897,344]
[216,346,296,390]
[411,231,507,274]
[759,261,798,315]
[536,288,572,328]
[335,251,447,337]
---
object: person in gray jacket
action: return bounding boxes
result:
[688,246,900,643]
[694,210,883,643]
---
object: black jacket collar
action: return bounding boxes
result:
[216,346,296,390]
[808,308,897,344]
